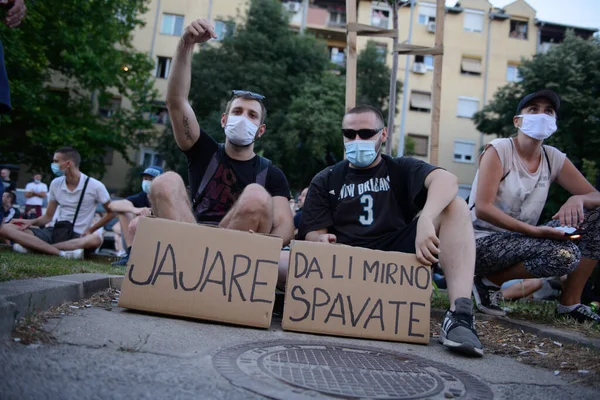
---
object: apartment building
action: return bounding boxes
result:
[97,0,595,192]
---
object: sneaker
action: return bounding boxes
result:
[472,276,506,316]
[439,297,484,357]
[12,243,30,254]
[112,252,130,266]
[558,304,600,324]
[61,249,84,260]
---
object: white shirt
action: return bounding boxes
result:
[25,181,49,206]
[48,173,110,235]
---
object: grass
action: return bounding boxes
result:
[0,247,126,282]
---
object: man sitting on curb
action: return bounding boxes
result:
[147,19,294,245]
[279,105,484,357]
[109,166,163,266]
[0,147,113,259]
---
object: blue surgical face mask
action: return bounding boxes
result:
[141,180,152,194]
[51,163,64,177]
[344,139,381,168]
[34,179,41,184]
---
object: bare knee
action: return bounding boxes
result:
[235,184,272,217]
[441,197,470,219]
[128,216,141,237]
[149,172,186,204]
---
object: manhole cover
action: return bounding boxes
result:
[213,341,493,399]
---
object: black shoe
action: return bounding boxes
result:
[472,276,506,316]
[558,304,600,324]
[439,297,484,357]
[112,252,130,266]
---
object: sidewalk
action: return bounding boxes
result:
[1,274,599,399]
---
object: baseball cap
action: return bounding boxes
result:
[516,89,560,115]
[141,166,163,178]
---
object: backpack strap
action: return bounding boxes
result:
[327,160,350,212]
[192,144,224,209]
[542,145,552,178]
[468,141,512,210]
[380,154,404,207]
[255,155,271,187]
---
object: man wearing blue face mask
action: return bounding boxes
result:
[107,166,162,266]
[148,19,294,245]
[292,105,483,357]
[469,89,600,324]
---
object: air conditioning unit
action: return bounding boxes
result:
[412,63,427,74]
[284,1,301,13]
[428,21,436,33]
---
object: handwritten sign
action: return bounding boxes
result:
[282,241,431,344]
[118,218,282,328]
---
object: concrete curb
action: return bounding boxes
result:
[432,308,600,349]
[0,274,123,336]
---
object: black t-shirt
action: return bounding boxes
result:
[298,157,438,249]
[185,130,291,224]
[126,191,150,208]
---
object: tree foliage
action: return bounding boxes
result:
[0,0,157,177]
[473,32,600,216]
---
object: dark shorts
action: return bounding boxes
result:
[31,227,81,245]
[362,218,419,254]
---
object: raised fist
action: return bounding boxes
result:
[182,19,218,45]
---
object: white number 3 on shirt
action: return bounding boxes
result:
[359,194,374,226]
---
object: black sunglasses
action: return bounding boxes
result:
[341,128,383,140]
[232,90,265,101]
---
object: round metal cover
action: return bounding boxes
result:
[213,340,493,400]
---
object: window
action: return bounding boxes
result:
[151,105,169,124]
[329,47,345,65]
[375,43,388,63]
[160,14,184,36]
[140,148,164,168]
[155,57,171,79]
[461,57,482,76]
[214,20,235,41]
[509,20,528,40]
[328,10,346,27]
[457,96,480,118]
[463,9,484,32]
[506,65,523,82]
[417,3,436,25]
[408,134,429,157]
[415,55,434,70]
[371,8,390,29]
[409,91,432,113]
[99,97,121,118]
[453,140,475,163]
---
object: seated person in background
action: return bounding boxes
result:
[283,105,483,357]
[1,168,16,192]
[470,90,600,323]
[500,279,543,300]
[108,166,163,266]
[24,173,48,218]
[0,147,114,259]
[293,187,308,230]
[3,190,20,224]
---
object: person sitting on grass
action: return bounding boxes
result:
[469,90,600,323]
[108,166,163,266]
[0,147,114,259]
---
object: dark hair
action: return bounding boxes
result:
[345,105,385,127]
[225,94,267,124]
[5,191,16,205]
[55,146,81,167]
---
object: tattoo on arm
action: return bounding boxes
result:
[183,116,192,141]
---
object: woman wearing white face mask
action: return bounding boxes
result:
[469,90,600,324]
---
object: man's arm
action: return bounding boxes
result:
[305,229,336,243]
[421,169,459,221]
[166,19,216,151]
[270,196,294,245]
[86,202,114,235]
[108,199,136,214]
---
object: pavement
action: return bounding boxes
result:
[1,274,599,399]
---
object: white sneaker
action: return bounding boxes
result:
[61,249,84,260]
[12,243,30,254]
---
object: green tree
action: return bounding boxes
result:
[0,0,157,177]
[473,32,600,217]
[357,41,402,121]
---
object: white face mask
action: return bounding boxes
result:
[516,113,557,140]
[224,115,259,146]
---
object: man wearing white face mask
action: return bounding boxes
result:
[150,19,294,245]
[108,166,162,266]
[469,89,600,324]
[287,105,484,357]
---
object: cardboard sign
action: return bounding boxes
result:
[118,218,282,329]
[282,240,431,344]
